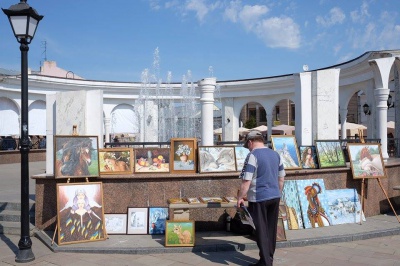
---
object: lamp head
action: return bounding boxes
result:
[363,103,371,115]
[2,0,43,44]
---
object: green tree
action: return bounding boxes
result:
[244,116,257,129]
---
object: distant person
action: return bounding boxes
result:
[237,130,286,266]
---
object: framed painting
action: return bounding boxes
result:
[170,138,197,174]
[56,182,106,245]
[270,135,302,170]
[165,221,195,247]
[198,146,237,173]
[299,146,319,169]
[134,148,170,173]
[235,146,250,171]
[127,207,148,234]
[199,197,228,204]
[148,207,169,235]
[54,135,99,179]
[315,140,347,169]
[99,148,133,175]
[276,217,286,242]
[325,189,365,225]
[186,197,202,204]
[347,143,386,179]
[105,214,127,235]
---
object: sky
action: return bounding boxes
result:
[0,0,399,83]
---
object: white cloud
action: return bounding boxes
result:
[316,7,346,27]
[239,5,269,31]
[223,0,243,23]
[255,16,301,49]
[185,0,209,22]
[350,1,370,23]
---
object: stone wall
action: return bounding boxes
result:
[0,150,46,164]
[33,159,400,232]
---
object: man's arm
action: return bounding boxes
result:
[237,179,251,207]
[279,177,285,193]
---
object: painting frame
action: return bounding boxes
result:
[165,221,195,247]
[315,140,347,169]
[299,145,319,169]
[276,217,287,242]
[234,146,250,171]
[170,138,197,174]
[270,135,302,170]
[148,207,169,235]
[56,182,106,245]
[54,135,100,179]
[127,207,149,235]
[347,143,386,179]
[105,214,127,235]
[99,148,133,175]
[198,145,237,173]
[134,147,170,173]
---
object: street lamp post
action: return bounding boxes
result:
[2,0,43,263]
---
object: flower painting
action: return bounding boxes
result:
[170,138,197,174]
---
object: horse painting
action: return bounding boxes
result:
[348,144,386,179]
[55,136,99,178]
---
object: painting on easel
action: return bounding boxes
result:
[347,143,386,179]
[56,182,106,245]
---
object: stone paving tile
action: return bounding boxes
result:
[320,257,367,266]
[349,254,398,266]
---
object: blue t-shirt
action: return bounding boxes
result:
[239,147,285,202]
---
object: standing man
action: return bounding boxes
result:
[237,130,285,266]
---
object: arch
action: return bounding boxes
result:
[29,100,46,135]
[110,104,138,135]
[0,97,19,136]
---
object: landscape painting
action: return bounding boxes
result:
[315,141,346,169]
[271,136,301,170]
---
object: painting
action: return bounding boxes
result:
[198,146,237,173]
[148,207,169,235]
[165,221,195,247]
[127,207,148,234]
[325,189,365,225]
[56,182,105,245]
[168,198,188,204]
[200,197,228,204]
[105,214,127,235]
[270,136,301,170]
[54,135,99,179]
[347,143,386,179]
[235,146,250,171]
[281,180,304,230]
[299,146,319,169]
[99,148,133,175]
[276,217,286,241]
[170,138,197,174]
[186,197,202,204]
[296,179,332,229]
[134,148,170,173]
[315,140,346,169]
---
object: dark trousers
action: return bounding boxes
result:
[249,198,280,266]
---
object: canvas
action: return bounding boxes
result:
[105,214,127,234]
[347,143,386,179]
[315,141,346,169]
[234,146,250,170]
[165,221,195,247]
[296,179,332,229]
[299,146,319,169]
[56,182,106,245]
[134,148,170,173]
[148,207,169,235]
[325,189,366,225]
[281,180,304,230]
[127,207,148,234]
[198,146,237,173]
[54,135,99,179]
[170,138,197,174]
[276,217,287,241]
[99,148,133,175]
[271,136,301,170]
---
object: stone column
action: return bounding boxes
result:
[198,77,216,146]
[104,117,111,143]
[369,57,395,160]
[294,72,313,146]
[267,113,273,141]
[339,108,348,139]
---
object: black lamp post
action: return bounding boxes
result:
[2,0,43,263]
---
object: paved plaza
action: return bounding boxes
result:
[1,162,400,265]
